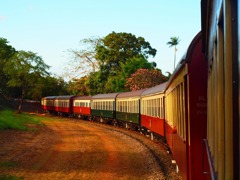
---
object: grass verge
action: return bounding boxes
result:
[0,174,24,180]
[0,109,43,131]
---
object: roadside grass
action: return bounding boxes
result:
[0,161,18,168]
[0,109,44,131]
[0,174,24,180]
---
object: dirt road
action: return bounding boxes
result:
[0,117,181,180]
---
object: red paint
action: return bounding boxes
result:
[54,106,71,113]
[187,36,209,180]
[73,106,91,115]
[165,33,209,180]
[42,105,55,111]
[141,115,165,136]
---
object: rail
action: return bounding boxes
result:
[202,139,217,180]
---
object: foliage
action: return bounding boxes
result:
[86,71,108,95]
[0,38,18,97]
[0,174,23,180]
[3,51,50,113]
[78,32,158,94]
[0,109,42,131]
[125,68,168,91]
[0,38,16,64]
[28,76,69,99]
[95,32,157,73]
[103,56,157,92]
[68,76,90,95]
[0,37,70,101]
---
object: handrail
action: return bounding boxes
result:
[202,139,217,180]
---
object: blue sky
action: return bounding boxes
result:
[0,0,201,79]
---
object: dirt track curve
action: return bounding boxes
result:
[0,116,181,180]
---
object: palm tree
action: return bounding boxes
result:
[167,37,180,70]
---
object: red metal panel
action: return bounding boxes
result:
[73,107,91,115]
[55,106,70,113]
[165,33,209,180]
[46,105,54,111]
[172,134,188,180]
[42,105,46,110]
[187,37,208,180]
[141,115,164,136]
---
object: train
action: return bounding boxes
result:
[41,1,239,179]
[41,32,210,180]
[201,0,239,179]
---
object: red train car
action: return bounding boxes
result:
[165,32,210,180]
[41,96,56,113]
[54,95,75,116]
[72,96,91,119]
[140,82,167,137]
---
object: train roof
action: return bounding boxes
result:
[73,96,92,100]
[42,96,57,100]
[55,95,75,100]
[116,89,146,98]
[165,32,202,89]
[91,92,120,100]
[141,82,168,96]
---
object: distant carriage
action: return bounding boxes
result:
[91,93,119,123]
[54,96,75,116]
[72,96,91,119]
[41,96,56,113]
[141,82,167,137]
[115,89,145,129]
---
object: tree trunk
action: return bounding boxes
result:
[16,86,26,114]
[174,46,177,70]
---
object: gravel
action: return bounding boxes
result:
[90,122,182,180]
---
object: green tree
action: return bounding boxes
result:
[67,76,89,96]
[95,32,157,73]
[3,51,50,113]
[28,75,69,100]
[105,56,157,92]
[125,68,168,91]
[0,38,17,97]
[86,71,107,95]
[67,32,158,94]
[167,37,180,70]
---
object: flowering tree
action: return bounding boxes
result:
[125,68,168,91]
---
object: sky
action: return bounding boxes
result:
[0,0,201,80]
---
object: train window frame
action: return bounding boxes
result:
[165,82,186,139]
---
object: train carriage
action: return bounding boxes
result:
[165,32,209,180]
[116,89,145,129]
[72,96,91,119]
[140,82,167,137]
[54,95,75,116]
[201,0,239,179]
[41,96,56,113]
[91,93,119,123]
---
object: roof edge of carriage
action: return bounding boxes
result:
[116,89,147,98]
[91,92,120,99]
[141,81,168,97]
